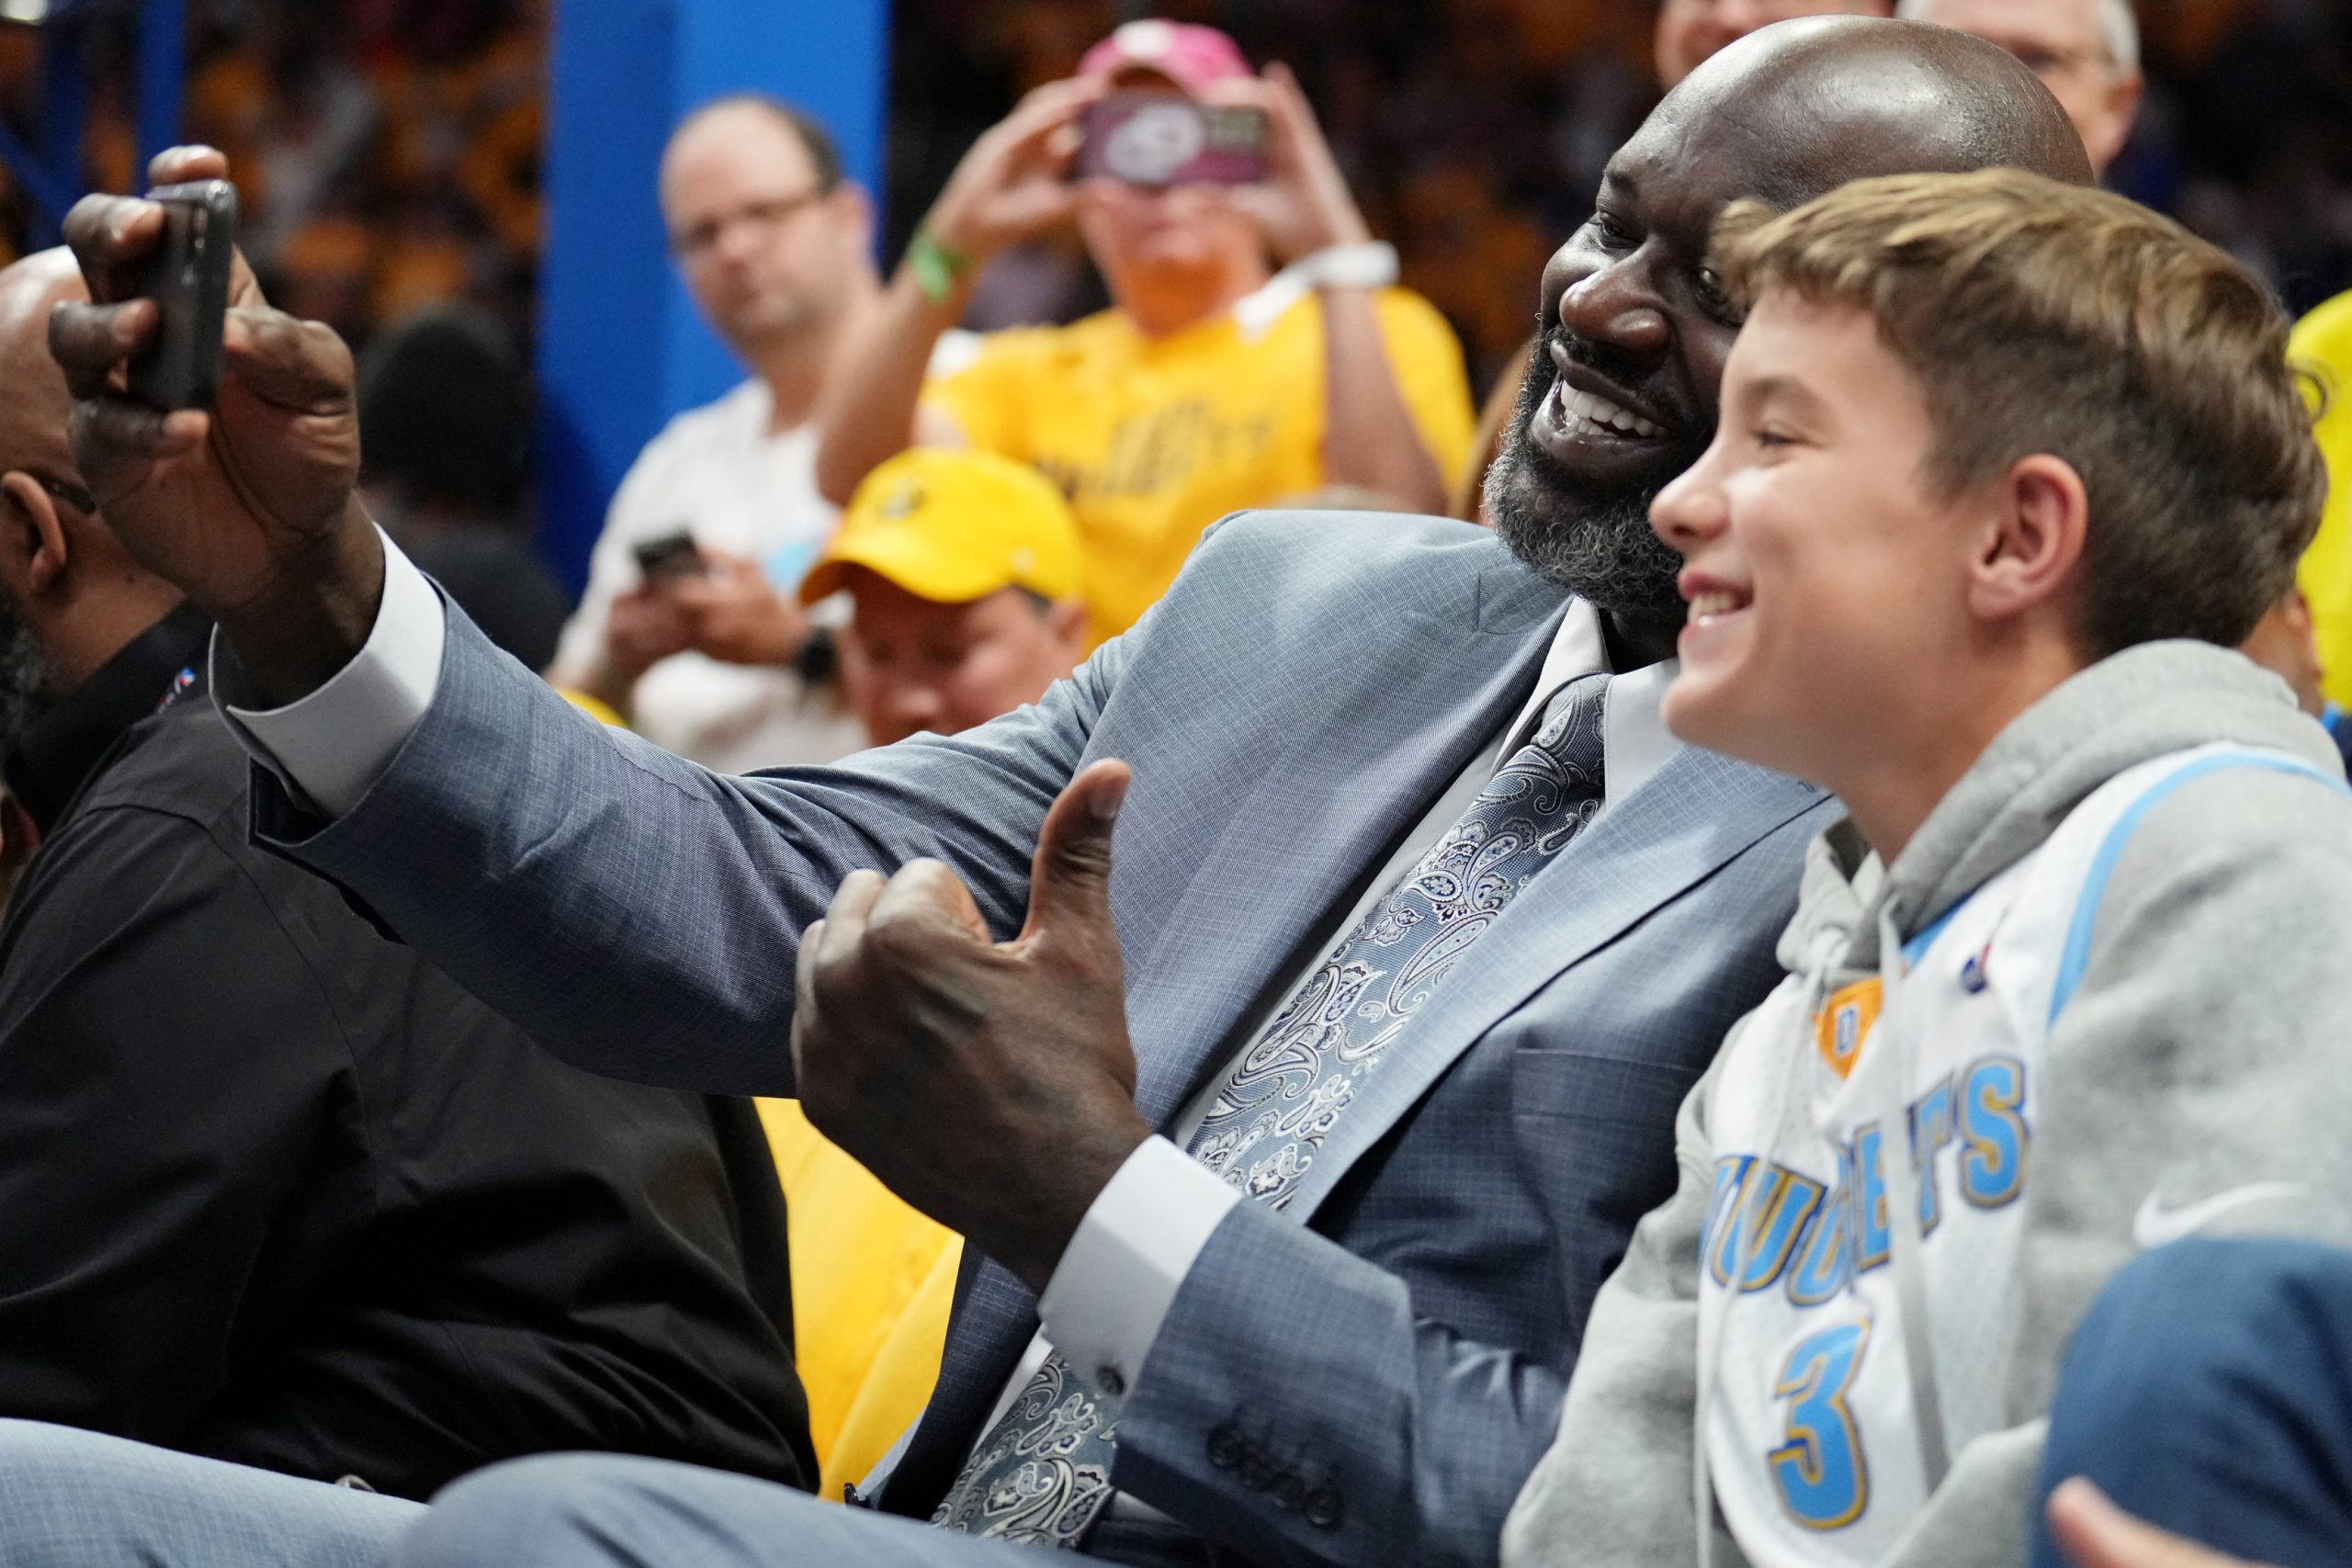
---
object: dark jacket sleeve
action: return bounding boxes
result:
[0,805,363,1443]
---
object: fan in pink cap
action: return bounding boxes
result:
[810,12,1464,546]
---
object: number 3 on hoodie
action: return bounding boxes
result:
[1766,1319,1871,1529]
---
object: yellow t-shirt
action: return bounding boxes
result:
[756,1100,961,1503]
[2290,291,2352,706]
[924,288,1476,640]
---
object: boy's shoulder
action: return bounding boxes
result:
[2080,741,2352,890]
[2025,739,2352,1038]
[2097,742,2352,908]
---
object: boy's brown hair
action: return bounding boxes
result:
[1711,168,2326,657]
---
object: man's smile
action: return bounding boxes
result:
[1527,338,1686,484]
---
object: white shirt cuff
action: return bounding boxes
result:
[213,530,447,818]
[1036,1134,1241,1404]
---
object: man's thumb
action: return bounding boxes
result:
[1019,759,1131,945]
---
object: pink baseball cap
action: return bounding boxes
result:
[1077,19,1253,94]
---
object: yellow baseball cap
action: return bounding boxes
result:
[801,448,1084,607]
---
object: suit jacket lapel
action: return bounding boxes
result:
[1279,744,1827,1223]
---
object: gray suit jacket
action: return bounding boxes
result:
[254,511,1832,1568]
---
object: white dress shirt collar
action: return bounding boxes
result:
[1501,596,1681,809]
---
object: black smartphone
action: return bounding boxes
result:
[632,529,707,582]
[125,179,239,412]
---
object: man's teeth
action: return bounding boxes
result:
[1561,385,1663,439]
[1689,590,1746,618]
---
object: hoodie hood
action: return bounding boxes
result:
[1775,641,2342,989]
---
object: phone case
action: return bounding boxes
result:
[125,180,239,412]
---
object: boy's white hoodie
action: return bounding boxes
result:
[1502,641,2352,1568]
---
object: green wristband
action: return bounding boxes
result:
[907,225,973,305]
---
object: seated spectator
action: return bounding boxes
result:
[0,250,814,1501]
[815,19,1476,642]
[545,95,875,772]
[2033,1238,2352,1568]
[356,302,570,671]
[1896,0,2143,175]
[808,447,1089,747]
[1506,170,2349,1566]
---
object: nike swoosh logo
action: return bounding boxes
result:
[2132,1180,2308,1250]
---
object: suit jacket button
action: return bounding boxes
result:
[1095,1364,1127,1398]
[1240,1454,1274,1492]
[1272,1474,1306,1511]
[1306,1488,1343,1529]
[1207,1427,1245,1470]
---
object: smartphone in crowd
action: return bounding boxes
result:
[632,529,707,582]
[1076,93,1271,187]
[125,179,239,412]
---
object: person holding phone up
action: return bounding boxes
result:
[547,98,881,772]
[813,20,1476,645]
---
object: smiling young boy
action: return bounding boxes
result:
[1500,169,2352,1568]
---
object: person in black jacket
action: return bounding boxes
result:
[0,249,815,1502]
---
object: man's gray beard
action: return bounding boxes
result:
[1483,428,1690,623]
[0,596,51,761]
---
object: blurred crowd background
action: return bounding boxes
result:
[1,0,2344,516]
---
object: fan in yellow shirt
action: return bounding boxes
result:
[925,286,1472,638]
[816,21,1476,642]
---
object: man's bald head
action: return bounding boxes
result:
[1665,17,2096,205]
[1486,16,2093,622]
[0,250,86,481]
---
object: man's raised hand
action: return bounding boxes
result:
[50,144,381,705]
[791,760,1152,1292]
[921,78,1103,265]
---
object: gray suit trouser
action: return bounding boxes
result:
[0,1420,1189,1568]
[0,1420,417,1568]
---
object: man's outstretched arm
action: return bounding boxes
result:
[44,147,1096,1097]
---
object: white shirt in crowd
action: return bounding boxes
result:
[548,378,866,773]
[219,546,1679,1503]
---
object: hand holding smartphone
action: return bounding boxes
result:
[632,529,708,583]
[125,179,238,412]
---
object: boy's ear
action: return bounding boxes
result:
[1966,454,2088,629]
[0,471,68,602]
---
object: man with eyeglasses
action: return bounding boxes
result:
[1896,0,2143,175]
[0,248,819,1506]
[547,96,894,771]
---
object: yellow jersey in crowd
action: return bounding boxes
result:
[924,288,1477,641]
[757,1100,960,1502]
[2292,290,2352,707]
